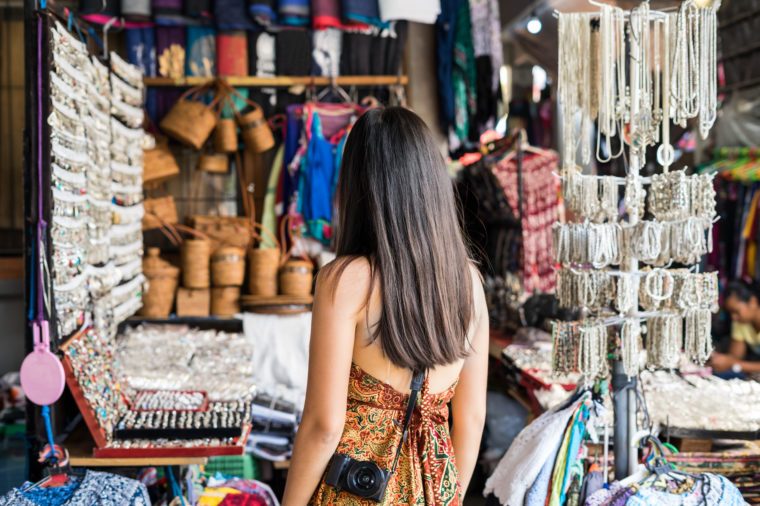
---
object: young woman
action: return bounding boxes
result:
[282,107,489,506]
[711,279,760,377]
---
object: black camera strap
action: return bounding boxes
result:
[390,369,426,474]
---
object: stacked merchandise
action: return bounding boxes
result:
[248,393,299,462]
[49,22,145,340]
[0,470,151,505]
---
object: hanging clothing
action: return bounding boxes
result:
[484,395,588,505]
[451,0,477,145]
[0,471,150,506]
[309,364,462,505]
[490,149,560,294]
[275,29,312,75]
[125,27,157,77]
[313,28,343,77]
[378,0,440,24]
[262,145,285,248]
[436,0,456,132]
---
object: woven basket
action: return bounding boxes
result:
[181,238,212,288]
[198,152,229,174]
[176,288,210,317]
[140,248,180,318]
[238,105,275,153]
[143,196,179,230]
[211,246,245,287]
[248,248,279,296]
[211,286,240,316]
[160,85,220,150]
[279,259,314,296]
[214,118,238,153]
[143,139,180,187]
[190,215,251,250]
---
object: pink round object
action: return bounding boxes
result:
[20,349,65,406]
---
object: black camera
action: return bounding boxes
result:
[324,453,392,502]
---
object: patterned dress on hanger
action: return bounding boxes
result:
[309,364,462,506]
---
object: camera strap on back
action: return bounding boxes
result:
[390,370,426,474]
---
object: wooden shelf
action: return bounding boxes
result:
[66,426,209,468]
[144,75,408,88]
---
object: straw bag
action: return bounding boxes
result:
[160,83,221,149]
[198,152,229,174]
[248,223,281,296]
[218,79,274,153]
[278,215,314,296]
[211,246,245,286]
[182,237,213,288]
[213,87,240,153]
[140,248,180,318]
[190,215,251,249]
[211,286,241,316]
[143,195,179,230]
[144,137,180,187]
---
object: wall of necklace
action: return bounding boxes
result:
[49,21,146,342]
[553,0,720,473]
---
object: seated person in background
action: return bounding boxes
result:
[710,279,760,378]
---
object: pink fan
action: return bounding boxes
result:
[20,321,65,406]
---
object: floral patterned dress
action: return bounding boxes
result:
[310,363,462,506]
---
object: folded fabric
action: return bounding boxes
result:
[275,29,312,75]
[249,0,276,26]
[484,395,588,506]
[125,27,157,77]
[278,0,309,26]
[217,31,249,76]
[378,0,440,23]
[184,0,212,18]
[186,26,216,76]
[341,0,384,27]
[152,0,181,17]
[219,494,268,506]
[313,0,342,28]
[215,0,256,31]
[340,31,372,75]
[122,0,152,21]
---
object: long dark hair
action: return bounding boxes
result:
[329,107,474,371]
[726,278,760,302]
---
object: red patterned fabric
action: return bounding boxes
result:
[490,150,560,294]
[310,364,461,506]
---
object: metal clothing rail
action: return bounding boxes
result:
[144,75,409,88]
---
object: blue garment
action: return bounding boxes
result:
[283,105,304,217]
[524,422,565,506]
[215,0,256,31]
[279,0,309,26]
[125,27,157,77]
[436,0,456,131]
[299,114,337,243]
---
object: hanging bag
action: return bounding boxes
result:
[278,215,314,296]
[213,86,240,153]
[219,79,275,153]
[160,82,221,149]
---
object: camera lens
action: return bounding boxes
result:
[347,462,382,496]
[356,468,376,489]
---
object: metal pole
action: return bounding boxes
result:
[612,361,632,480]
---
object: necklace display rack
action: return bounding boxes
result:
[553,0,721,479]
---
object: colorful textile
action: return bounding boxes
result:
[490,150,560,293]
[217,31,249,77]
[436,0,456,131]
[215,0,256,31]
[309,364,462,505]
[0,471,150,506]
[313,0,342,28]
[341,0,385,27]
[125,27,157,77]
[249,0,276,25]
[275,29,312,75]
[186,26,216,76]
[279,0,310,26]
[262,146,285,249]
[451,0,477,145]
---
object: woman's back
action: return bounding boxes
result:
[282,108,488,506]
